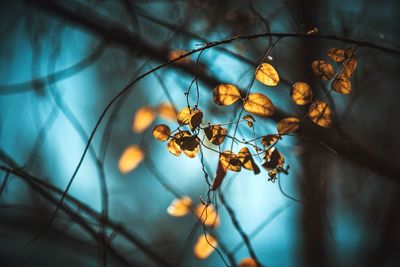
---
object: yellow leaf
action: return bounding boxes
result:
[177,107,192,125]
[220,150,241,172]
[157,103,177,121]
[291,82,313,105]
[243,93,275,117]
[167,49,190,63]
[167,139,181,156]
[311,60,335,80]
[213,84,242,106]
[261,134,279,147]
[263,147,284,171]
[174,131,200,158]
[243,114,255,127]
[238,147,260,174]
[277,117,300,135]
[327,47,346,62]
[132,106,156,133]
[118,145,144,174]
[308,100,332,128]
[332,78,351,94]
[255,63,280,86]
[189,110,203,130]
[194,234,218,260]
[167,196,192,217]
[195,204,220,227]
[342,57,357,78]
[152,124,171,142]
[240,258,258,267]
[204,125,227,145]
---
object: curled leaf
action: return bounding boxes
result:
[220,150,242,172]
[332,78,351,94]
[132,106,156,133]
[175,131,200,158]
[157,103,177,121]
[194,234,218,260]
[255,63,280,86]
[277,117,300,135]
[167,196,192,217]
[342,57,357,78]
[152,124,171,141]
[308,100,332,128]
[240,258,258,267]
[213,84,242,106]
[243,93,275,117]
[118,145,145,174]
[195,204,220,227]
[243,114,255,127]
[212,160,227,190]
[204,125,227,145]
[167,139,181,156]
[263,147,284,171]
[238,147,260,174]
[261,134,279,147]
[311,60,335,80]
[291,82,313,105]
[189,110,203,130]
[327,48,346,62]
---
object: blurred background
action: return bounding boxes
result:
[0,0,400,266]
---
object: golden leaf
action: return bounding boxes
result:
[194,234,218,260]
[195,204,220,227]
[177,107,192,125]
[243,93,275,117]
[167,49,190,63]
[243,114,255,127]
[308,100,332,128]
[118,145,144,174]
[277,117,300,135]
[189,110,203,130]
[157,103,177,121]
[263,147,284,171]
[167,196,192,217]
[220,150,241,172]
[332,78,351,94]
[167,139,181,156]
[255,63,280,86]
[342,57,357,78]
[152,124,171,142]
[213,84,242,106]
[261,134,279,147]
[174,131,200,158]
[132,106,156,133]
[238,147,260,174]
[240,258,258,267]
[311,60,335,80]
[327,48,346,62]
[204,125,227,145]
[291,82,313,105]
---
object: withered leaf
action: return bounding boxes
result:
[118,145,145,174]
[308,100,332,128]
[332,78,351,94]
[212,160,227,190]
[255,63,280,86]
[277,117,300,135]
[220,150,241,172]
[167,139,181,156]
[213,84,242,106]
[243,93,275,117]
[261,134,279,147]
[311,60,335,80]
[132,106,156,133]
[262,147,284,171]
[177,107,192,125]
[342,57,357,78]
[238,147,260,174]
[327,47,346,62]
[174,131,200,158]
[152,124,171,141]
[194,234,218,260]
[204,125,227,145]
[243,114,255,127]
[167,196,192,217]
[291,82,313,105]
[189,110,203,130]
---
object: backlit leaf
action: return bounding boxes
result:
[195,204,220,227]
[327,48,346,62]
[167,196,192,217]
[311,60,335,80]
[342,57,357,78]
[152,124,171,141]
[263,147,284,171]
[308,100,332,128]
[240,258,258,267]
[167,139,181,156]
[157,103,177,121]
[175,131,200,158]
[261,134,279,147]
[238,147,260,174]
[291,82,313,105]
[118,145,144,174]
[204,125,227,145]
[189,110,203,130]
[243,114,255,127]
[243,93,275,117]
[255,63,280,86]
[194,234,218,260]
[220,150,241,172]
[332,78,351,94]
[132,106,156,133]
[277,117,300,135]
[212,160,227,190]
[167,49,190,63]
[213,84,242,106]
[177,107,192,125]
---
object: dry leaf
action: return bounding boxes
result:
[204,125,227,145]
[213,84,242,106]
[261,134,279,147]
[342,57,357,78]
[255,63,280,86]
[174,131,200,158]
[308,100,332,128]
[177,107,192,125]
[263,147,284,171]
[240,258,258,267]
[243,93,275,117]
[311,60,335,80]
[189,110,203,130]
[118,145,144,174]
[194,234,218,260]
[167,196,192,217]
[195,204,220,227]
[332,78,351,94]
[152,124,171,141]
[132,106,156,133]
[277,117,300,135]
[220,150,242,172]
[238,147,260,174]
[167,139,181,156]
[327,48,346,62]
[243,114,255,127]
[291,82,313,105]
[157,103,177,121]
[212,160,227,190]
